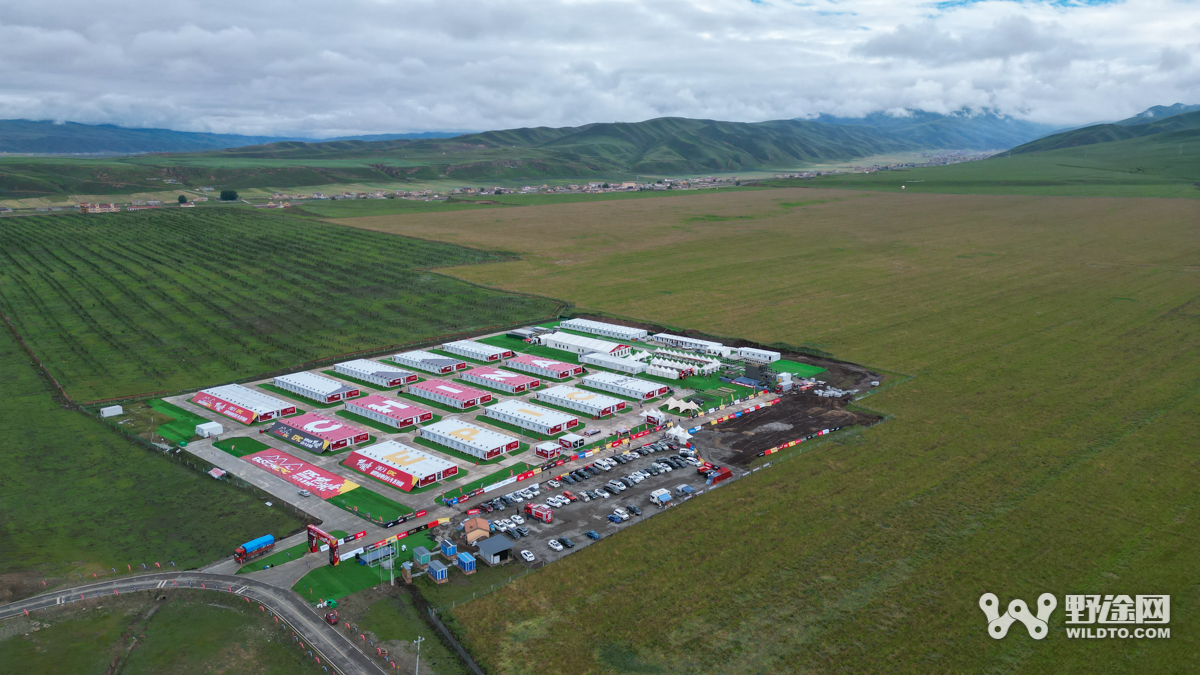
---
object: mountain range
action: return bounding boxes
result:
[1011,104,1200,154]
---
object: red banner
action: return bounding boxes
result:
[342,451,416,491]
[192,392,256,424]
[244,449,358,499]
[467,508,480,515]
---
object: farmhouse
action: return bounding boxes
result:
[738,347,781,363]
[335,358,419,387]
[273,372,359,404]
[344,395,433,429]
[461,366,540,394]
[580,352,648,375]
[650,333,732,356]
[406,380,491,409]
[193,384,295,424]
[581,371,669,400]
[391,350,468,374]
[536,384,627,417]
[418,419,519,460]
[559,318,649,341]
[484,400,579,435]
[442,339,513,362]
[342,440,457,491]
[540,331,632,357]
[506,354,582,380]
[268,412,369,453]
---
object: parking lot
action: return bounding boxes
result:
[461,439,716,565]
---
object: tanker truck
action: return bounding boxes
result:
[234,534,276,563]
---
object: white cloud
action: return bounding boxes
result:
[0,0,1196,135]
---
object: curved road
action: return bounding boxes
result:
[0,572,384,675]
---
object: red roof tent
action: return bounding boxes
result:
[461,366,541,393]
[407,380,492,409]
[272,412,369,451]
[345,394,433,428]
[507,354,583,379]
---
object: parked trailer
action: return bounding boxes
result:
[650,488,672,506]
[234,534,276,563]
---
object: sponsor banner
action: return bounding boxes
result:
[267,420,328,452]
[379,509,428,530]
[516,469,536,481]
[483,475,518,493]
[244,449,357,498]
[338,547,365,562]
[631,429,652,440]
[467,508,480,515]
[342,451,415,492]
[192,392,257,424]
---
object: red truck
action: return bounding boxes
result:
[524,503,554,523]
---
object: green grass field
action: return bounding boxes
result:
[0,208,559,402]
[327,486,414,522]
[144,398,208,444]
[0,592,321,675]
[0,325,305,594]
[213,436,274,457]
[293,531,439,601]
[342,185,1200,672]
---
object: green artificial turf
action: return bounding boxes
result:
[212,436,273,458]
[326,486,413,523]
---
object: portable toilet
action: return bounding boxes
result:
[535,441,561,460]
[457,551,476,574]
[412,546,431,567]
[428,559,449,584]
[439,539,457,558]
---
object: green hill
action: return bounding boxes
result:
[0,119,300,154]
[1010,109,1200,154]
[809,109,1058,149]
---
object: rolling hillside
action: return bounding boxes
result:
[809,109,1058,150]
[1011,108,1200,154]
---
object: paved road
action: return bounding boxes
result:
[0,572,385,675]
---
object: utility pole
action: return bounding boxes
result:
[413,636,425,675]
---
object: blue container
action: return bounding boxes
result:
[241,534,275,554]
[428,560,448,581]
[440,539,457,557]
[456,552,476,572]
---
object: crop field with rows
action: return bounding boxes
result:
[0,209,560,401]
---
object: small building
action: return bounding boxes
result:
[484,400,579,435]
[344,395,433,429]
[535,385,626,417]
[334,358,419,387]
[640,409,667,426]
[406,380,491,409]
[461,366,540,394]
[475,535,516,566]
[391,350,468,375]
[540,332,631,357]
[580,352,648,375]
[738,347,781,364]
[195,421,224,438]
[506,354,583,380]
[268,412,369,453]
[534,441,561,460]
[428,559,449,583]
[441,339,513,363]
[412,546,432,567]
[559,318,648,341]
[558,433,586,450]
[439,539,457,558]
[78,203,121,214]
[99,405,123,418]
[649,333,732,356]
[343,440,458,491]
[193,384,295,424]
[273,372,359,404]
[457,551,476,574]
[418,419,519,460]
[463,518,490,545]
[580,372,669,400]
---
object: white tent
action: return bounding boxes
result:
[666,426,692,444]
[663,397,702,414]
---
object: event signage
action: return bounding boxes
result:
[381,509,427,529]
[267,421,327,452]
[243,449,357,498]
[192,392,256,424]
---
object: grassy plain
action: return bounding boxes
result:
[0,325,305,598]
[0,208,559,402]
[341,187,1200,673]
[0,592,320,675]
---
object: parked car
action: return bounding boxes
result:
[613,510,630,521]
[619,477,634,488]
[510,514,525,525]
[606,514,622,524]
[585,530,601,540]
[563,491,578,502]
[547,479,561,488]
[298,489,311,497]
[580,491,592,502]
[548,539,564,552]
[507,529,522,540]
[596,488,610,498]
[495,521,509,532]
[685,457,702,466]
[559,537,575,549]
[626,504,642,516]
[517,526,531,537]
[521,550,535,562]
[586,466,601,476]
[563,475,576,485]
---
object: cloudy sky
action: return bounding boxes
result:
[0,0,1197,137]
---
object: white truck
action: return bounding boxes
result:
[650,488,672,507]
